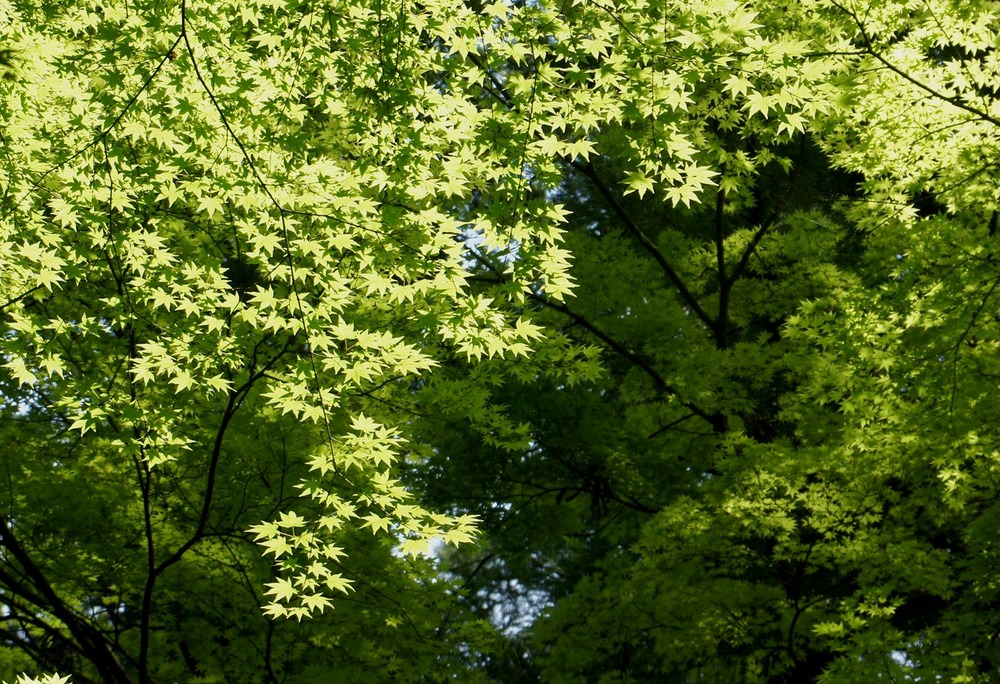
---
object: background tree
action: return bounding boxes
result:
[407,1,999,682]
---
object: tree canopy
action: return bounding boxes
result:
[0,0,996,682]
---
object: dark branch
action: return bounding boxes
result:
[830,0,1000,129]
[0,515,131,684]
[571,161,718,331]
[714,178,729,348]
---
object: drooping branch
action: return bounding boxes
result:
[530,291,717,424]
[829,0,1000,130]
[571,161,718,332]
[469,253,718,428]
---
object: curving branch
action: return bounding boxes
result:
[570,161,718,332]
[829,0,1000,129]
[469,252,718,428]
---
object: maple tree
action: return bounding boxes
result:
[0,0,996,682]
[407,1,999,682]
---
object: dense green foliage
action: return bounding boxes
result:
[0,0,996,682]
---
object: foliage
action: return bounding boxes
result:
[3,675,72,684]
[405,1,999,683]
[0,0,578,679]
[0,0,996,682]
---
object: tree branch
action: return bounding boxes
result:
[726,219,776,290]
[0,515,131,684]
[533,291,717,423]
[714,179,730,349]
[469,253,717,427]
[830,0,1000,129]
[571,160,718,332]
